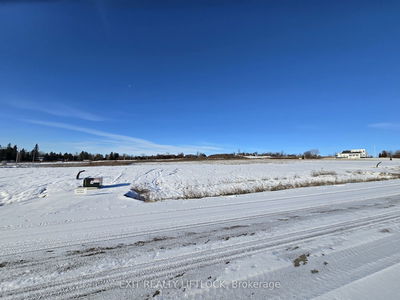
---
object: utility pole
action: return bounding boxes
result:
[15,148,19,164]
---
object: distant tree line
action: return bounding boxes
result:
[1,143,326,163]
[0,143,209,162]
[379,150,400,158]
[236,149,321,159]
[0,143,40,162]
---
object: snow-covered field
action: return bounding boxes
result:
[1,158,400,205]
[1,159,400,299]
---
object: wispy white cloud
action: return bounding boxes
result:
[368,123,400,130]
[9,100,105,121]
[23,119,221,155]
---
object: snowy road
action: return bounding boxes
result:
[1,180,400,255]
[1,177,400,299]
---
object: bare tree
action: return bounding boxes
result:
[303,149,320,159]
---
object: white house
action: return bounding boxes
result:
[336,149,368,159]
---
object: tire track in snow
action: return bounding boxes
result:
[1,201,398,275]
[2,193,400,257]
[201,233,400,299]
[2,210,400,300]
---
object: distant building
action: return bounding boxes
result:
[336,149,368,159]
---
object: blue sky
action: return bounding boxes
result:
[1,0,399,156]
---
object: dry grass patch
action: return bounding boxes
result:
[293,253,310,267]
[379,172,400,179]
[311,170,337,177]
[130,171,400,202]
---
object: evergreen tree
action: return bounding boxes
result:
[32,144,39,162]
